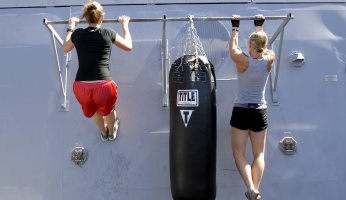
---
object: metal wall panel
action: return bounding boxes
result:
[1,2,346,200]
[1,0,345,8]
[0,6,71,200]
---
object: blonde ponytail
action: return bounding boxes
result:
[249,32,268,53]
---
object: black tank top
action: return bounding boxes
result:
[71,27,117,81]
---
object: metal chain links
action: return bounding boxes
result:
[178,15,206,57]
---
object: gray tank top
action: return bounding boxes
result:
[234,56,270,106]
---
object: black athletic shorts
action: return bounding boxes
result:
[230,106,268,132]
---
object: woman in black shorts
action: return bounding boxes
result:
[229,14,275,200]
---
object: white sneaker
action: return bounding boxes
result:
[245,189,260,200]
[108,118,119,141]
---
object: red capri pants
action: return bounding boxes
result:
[73,80,118,118]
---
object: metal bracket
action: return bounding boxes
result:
[43,18,70,111]
[289,51,305,67]
[280,137,297,155]
[70,147,87,166]
[268,13,293,105]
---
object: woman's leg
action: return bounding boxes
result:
[249,129,267,191]
[231,126,255,190]
[92,112,108,136]
[105,110,116,134]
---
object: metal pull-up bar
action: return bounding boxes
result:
[43,13,293,110]
[44,14,293,25]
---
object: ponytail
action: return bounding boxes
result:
[82,1,104,24]
[249,32,268,53]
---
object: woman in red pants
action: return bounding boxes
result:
[62,1,132,141]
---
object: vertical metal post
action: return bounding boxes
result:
[162,15,169,107]
[271,29,285,105]
[273,28,285,93]
[268,13,292,105]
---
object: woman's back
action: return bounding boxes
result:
[72,27,117,81]
[235,56,270,105]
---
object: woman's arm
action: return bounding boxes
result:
[254,14,276,71]
[229,15,248,72]
[62,17,79,52]
[229,27,241,60]
[229,14,239,58]
[114,15,132,51]
[254,14,265,33]
[265,48,275,72]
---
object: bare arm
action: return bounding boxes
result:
[114,15,132,51]
[229,15,248,72]
[255,26,263,32]
[265,48,275,71]
[254,14,275,71]
[62,17,79,52]
[229,27,241,60]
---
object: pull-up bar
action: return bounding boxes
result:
[44,14,293,25]
[43,13,293,110]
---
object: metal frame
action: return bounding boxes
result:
[267,13,293,105]
[44,19,70,111]
[43,13,293,109]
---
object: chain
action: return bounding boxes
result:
[178,15,206,57]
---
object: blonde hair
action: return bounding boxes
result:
[249,31,268,53]
[82,1,104,24]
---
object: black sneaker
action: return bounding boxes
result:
[101,129,108,141]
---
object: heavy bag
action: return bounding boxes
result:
[169,55,217,200]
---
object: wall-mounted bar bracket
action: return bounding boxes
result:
[161,15,169,108]
[267,13,293,105]
[43,18,70,111]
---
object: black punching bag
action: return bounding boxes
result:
[169,55,217,200]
